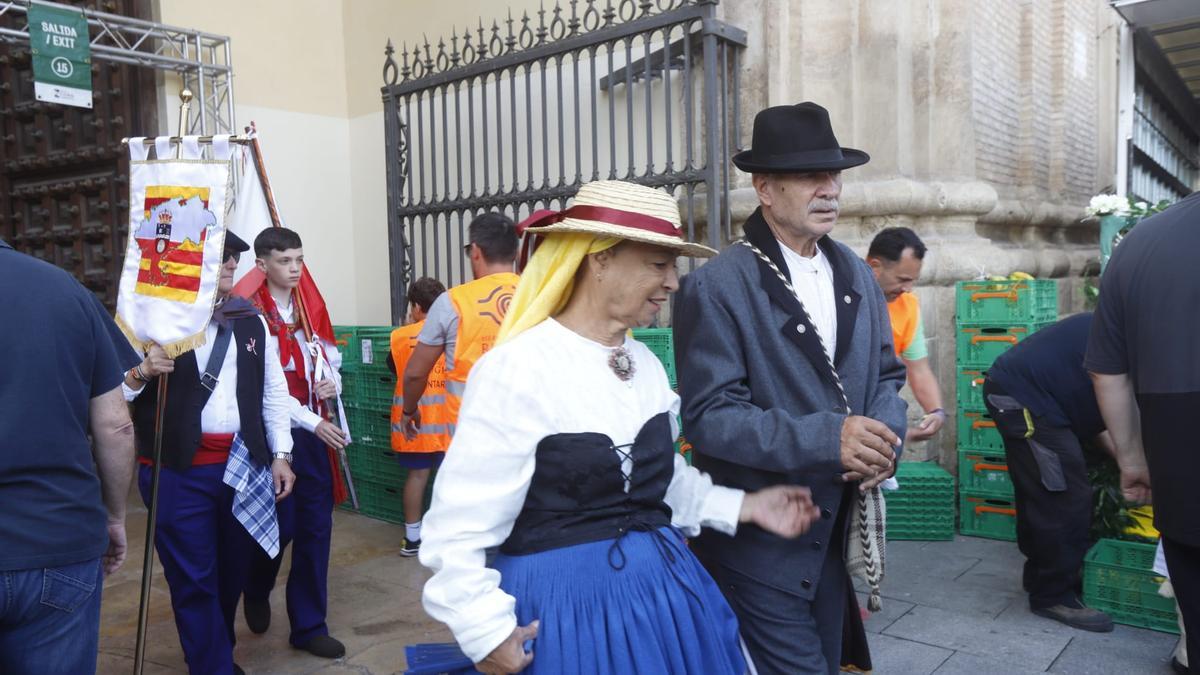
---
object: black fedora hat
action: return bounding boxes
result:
[223,230,250,254]
[732,102,869,173]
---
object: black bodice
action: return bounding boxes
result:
[500,412,676,556]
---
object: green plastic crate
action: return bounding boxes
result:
[957,410,1005,452]
[333,325,395,374]
[347,443,405,484]
[345,408,393,447]
[342,371,397,411]
[632,327,676,389]
[958,491,1017,541]
[888,462,956,540]
[955,279,1058,324]
[956,322,1053,367]
[958,449,1012,496]
[956,366,989,412]
[1083,539,1178,634]
[353,478,407,524]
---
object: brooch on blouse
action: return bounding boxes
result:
[608,346,636,382]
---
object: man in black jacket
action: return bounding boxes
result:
[983,312,1114,632]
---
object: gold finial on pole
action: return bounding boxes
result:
[176,89,193,158]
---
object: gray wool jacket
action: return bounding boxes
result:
[674,208,907,599]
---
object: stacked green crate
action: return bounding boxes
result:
[333,325,434,525]
[888,462,955,540]
[954,279,1057,541]
[631,328,689,463]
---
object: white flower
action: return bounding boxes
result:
[1085,194,1129,217]
[1136,202,1148,210]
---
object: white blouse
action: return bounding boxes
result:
[419,318,745,663]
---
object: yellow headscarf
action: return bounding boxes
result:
[497,232,620,343]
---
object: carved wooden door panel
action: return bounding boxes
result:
[0,0,157,311]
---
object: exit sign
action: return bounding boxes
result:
[29,1,93,109]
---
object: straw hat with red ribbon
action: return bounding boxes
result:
[516,180,718,264]
[498,180,716,342]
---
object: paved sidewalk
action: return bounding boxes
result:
[98,501,1181,673]
[865,537,1180,674]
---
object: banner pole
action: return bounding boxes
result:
[132,373,168,675]
[134,88,191,675]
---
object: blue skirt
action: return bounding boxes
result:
[493,527,746,674]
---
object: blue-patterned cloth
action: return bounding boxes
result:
[222,434,280,558]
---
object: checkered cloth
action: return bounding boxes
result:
[222,434,280,558]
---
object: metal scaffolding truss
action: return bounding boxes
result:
[0,0,235,135]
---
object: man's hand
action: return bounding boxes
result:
[141,343,175,378]
[102,519,127,576]
[272,458,296,501]
[315,420,348,449]
[402,408,422,441]
[477,621,538,675]
[840,415,899,477]
[740,485,821,538]
[313,378,337,401]
[906,410,946,443]
[1119,461,1152,505]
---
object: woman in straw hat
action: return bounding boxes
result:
[418,180,821,674]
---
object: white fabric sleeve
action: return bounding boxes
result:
[122,379,146,402]
[665,454,744,537]
[419,348,551,664]
[261,318,295,455]
[288,396,325,432]
[417,293,455,346]
[658,381,743,537]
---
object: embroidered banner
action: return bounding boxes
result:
[117,137,234,356]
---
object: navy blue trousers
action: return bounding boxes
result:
[244,428,333,646]
[138,462,253,675]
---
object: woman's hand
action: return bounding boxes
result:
[740,485,821,538]
[477,621,539,674]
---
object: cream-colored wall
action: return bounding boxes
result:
[150,0,550,324]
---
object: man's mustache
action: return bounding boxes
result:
[809,198,839,212]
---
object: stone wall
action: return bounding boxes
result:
[712,0,1119,466]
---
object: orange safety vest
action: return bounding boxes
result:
[888,292,920,359]
[444,272,520,422]
[390,322,452,453]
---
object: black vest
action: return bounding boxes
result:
[133,316,271,470]
[500,412,675,556]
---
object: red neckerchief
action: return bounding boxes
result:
[250,284,309,381]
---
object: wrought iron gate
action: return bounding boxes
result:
[381,0,744,321]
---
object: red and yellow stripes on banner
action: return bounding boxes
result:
[133,185,212,304]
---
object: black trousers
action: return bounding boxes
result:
[1140,392,1200,665]
[983,380,1093,609]
[701,486,861,675]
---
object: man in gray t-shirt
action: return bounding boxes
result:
[1085,191,1200,665]
[417,293,460,371]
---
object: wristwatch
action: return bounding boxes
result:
[272,452,293,465]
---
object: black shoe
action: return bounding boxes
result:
[244,598,271,634]
[295,634,346,659]
[233,664,245,675]
[1031,602,1114,632]
[400,537,421,557]
[1172,656,1188,674]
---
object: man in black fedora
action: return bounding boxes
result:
[675,102,908,674]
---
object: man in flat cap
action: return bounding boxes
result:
[675,102,907,674]
[123,231,296,675]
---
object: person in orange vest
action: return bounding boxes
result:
[400,212,519,554]
[866,227,947,443]
[388,276,448,557]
